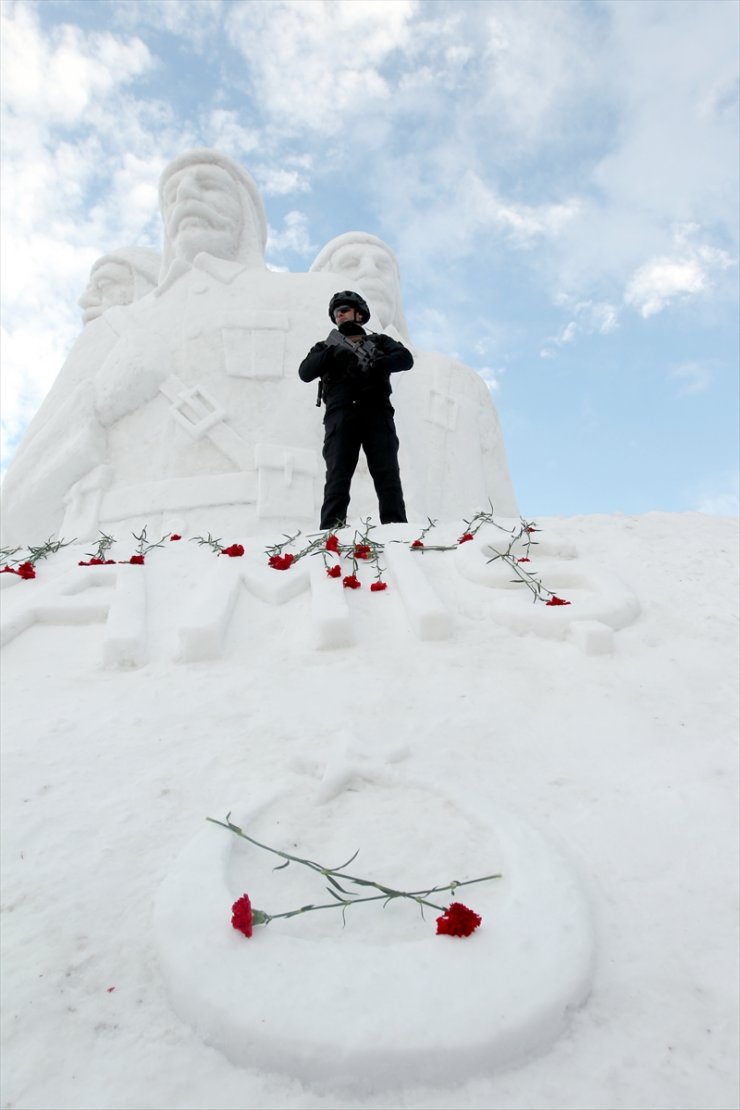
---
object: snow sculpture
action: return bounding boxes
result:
[0,248,161,545]
[2,151,519,545]
[310,232,519,519]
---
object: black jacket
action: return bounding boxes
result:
[299,327,413,413]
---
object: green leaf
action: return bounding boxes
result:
[332,848,360,870]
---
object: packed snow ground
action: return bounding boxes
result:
[1,511,738,1110]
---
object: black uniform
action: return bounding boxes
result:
[299,324,413,529]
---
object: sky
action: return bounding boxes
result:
[1,0,738,518]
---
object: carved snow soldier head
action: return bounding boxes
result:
[311,232,409,341]
[78,247,161,324]
[158,149,267,274]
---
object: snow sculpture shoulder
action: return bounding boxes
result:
[310,232,518,520]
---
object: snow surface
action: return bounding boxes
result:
[1,510,738,1109]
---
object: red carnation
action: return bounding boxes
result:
[326,564,342,578]
[546,595,571,606]
[231,894,254,938]
[343,574,361,589]
[435,902,482,937]
[354,543,371,559]
[268,553,294,570]
[169,534,182,541]
[370,580,387,592]
[525,526,539,534]
[458,532,474,544]
[411,539,424,549]
[221,543,245,558]
[517,557,530,563]
[2,562,37,578]
[78,558,115,566]
[128,555,145,565]
[325,534,340,552]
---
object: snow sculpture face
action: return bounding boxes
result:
[158,150,267,274]
[162,163,244,265]
[78,261,134,323]
[78,247,161,324]
[329,244,398,329]
[310,233,409,340]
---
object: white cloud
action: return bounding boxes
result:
[110,0,223,45]
[522,1,739,308]
[625,226,735,318]
[589,302,620,335]
[539,298,620,356]
[257,167,311,197]
[591,1,739,240]
[668,361,713,398]
[477,367,504,393]
[479,0,603,151]
[626,259,706,318]
[0,4,153,125]
[205,110,260,160]
[267,211,316,257]
[464,173,580,248]
[225,0,416,133]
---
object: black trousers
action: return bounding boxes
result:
[320,402,407,529]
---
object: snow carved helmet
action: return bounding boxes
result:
[329,290,370,325]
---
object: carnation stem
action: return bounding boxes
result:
[207,814,501,923]
[263,890,444,921]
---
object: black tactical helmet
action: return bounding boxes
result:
[329,290,370,324]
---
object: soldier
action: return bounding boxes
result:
[299,290,413,529]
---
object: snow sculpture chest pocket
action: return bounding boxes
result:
[217,311,290,380]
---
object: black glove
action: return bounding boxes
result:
[321,345,357,392]
[331,344,357,364]
[329,346,359,377]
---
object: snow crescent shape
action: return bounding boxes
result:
[154,782,595,1091]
